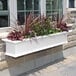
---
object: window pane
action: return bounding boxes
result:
[17,0,40,25]
[26,0,32,10]
[34,11,40,17]
[46,0,52,11]
[46,0,63,21]
[17,0,24,10]
[34,0,39,10]
[0,0,8,27]
[0,16,8,27]
[18,12,24,25]
[69,0,74,8]
[0,0,8,10]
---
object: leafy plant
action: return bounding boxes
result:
[24,13,33,35]
[7,30,24,41]
[7,14,68,41]
[56,16,69,31]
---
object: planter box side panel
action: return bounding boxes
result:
[5,43,16,56]
[52,33,67,46]
[4,32,67,57]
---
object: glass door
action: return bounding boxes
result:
[0,0,9,27]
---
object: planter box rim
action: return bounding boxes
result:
[2,32,67,44]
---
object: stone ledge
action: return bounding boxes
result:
[0,43,5,52]
[68,35,76,42]
[0,32,9,39]
[68,29,76,36]
[63,41,76,49]
[0,52,5,61]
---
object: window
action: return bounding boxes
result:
[17,0,40,25]
[0,0,63,27]
[46,0,63,21]
[0,0,9,27]
[69,0,74,8]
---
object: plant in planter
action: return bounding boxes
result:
[56,15,69,31]
[2,14,68,57]
[7,14,64,40]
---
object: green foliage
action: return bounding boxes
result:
[7,14,65,41]
[31,16,61,37]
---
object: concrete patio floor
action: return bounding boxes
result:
[20,53,76,76]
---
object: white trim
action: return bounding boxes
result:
[74,0,76,8]
[8,0,17,26]
[40,0,46,16]
[63,0,69,15]
[66,0,69,8]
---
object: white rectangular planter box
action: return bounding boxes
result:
[2,32,67,58]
